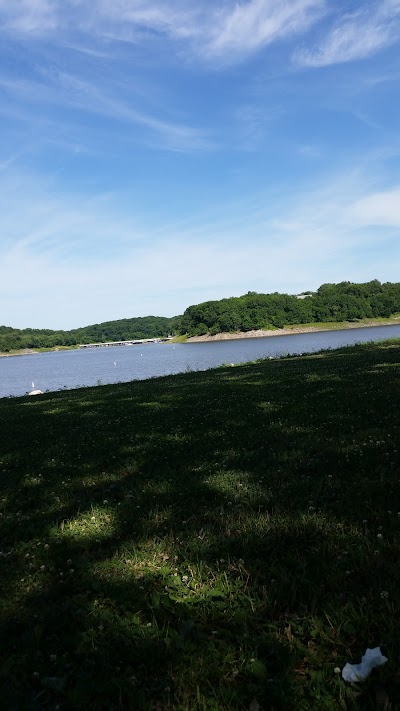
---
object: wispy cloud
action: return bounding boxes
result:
[233,103,284,149]
[296,0,400,67]
[0,69,214,152]
[2,165,399,329]
[5,1,400,70]
[0,1,326,66]
[203,0,325,62]
[0,171,145,260]
[0,0,56,33]
[3,1,400,69]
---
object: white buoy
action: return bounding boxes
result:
[29,380,43,395]
[114,362,117,367]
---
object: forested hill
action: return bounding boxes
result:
[2,280,400,352]
[0,316,180,352]
[179,280,400,336]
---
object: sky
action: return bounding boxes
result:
[1,0,400,329]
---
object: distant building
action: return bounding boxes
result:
[295,294,313,299]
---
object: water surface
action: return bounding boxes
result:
[1,324,400,398]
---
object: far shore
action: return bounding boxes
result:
[0,348,39,358]
[186,317,400,343]
[1,317,400,356]
[0,346,76,358]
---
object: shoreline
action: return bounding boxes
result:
[0,346,76,358]
[186,318,400,343]
[0,348,39,358]
[1,318,400,356]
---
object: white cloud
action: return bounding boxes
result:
[296,0,400,67]
[350,187,400,227]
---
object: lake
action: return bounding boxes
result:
[1,324,400,399]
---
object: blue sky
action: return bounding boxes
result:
[1,0,400,329]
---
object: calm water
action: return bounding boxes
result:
[1,324,400,399]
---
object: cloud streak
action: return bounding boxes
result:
[3,1,399,68]
[204,0,325,62]
[0,0,56,33]
[0,0,325,65]
[0,69,214,152]
[296,0,400,67]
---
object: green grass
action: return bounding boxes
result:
[169,334,189,343]
[1,340,400,709]
[283,315,400,331]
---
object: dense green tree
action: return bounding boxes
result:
[179,280,400,336]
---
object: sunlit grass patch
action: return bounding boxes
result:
[58,506,117,542]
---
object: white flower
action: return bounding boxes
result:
[380,591,389,599]
[334,667,341,674]
[377,533,383,540]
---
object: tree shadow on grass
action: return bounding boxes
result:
[1,342,400,709]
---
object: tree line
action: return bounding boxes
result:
[1,280,400,352]
[0,316,180,352]
[179,280,400,336]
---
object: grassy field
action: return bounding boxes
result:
[1,340,400,709]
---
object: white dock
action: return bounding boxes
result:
[78,337,171,349]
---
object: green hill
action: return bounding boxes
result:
[3,279,400,352]
[0,315,181,352]
[179,279,400,336]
